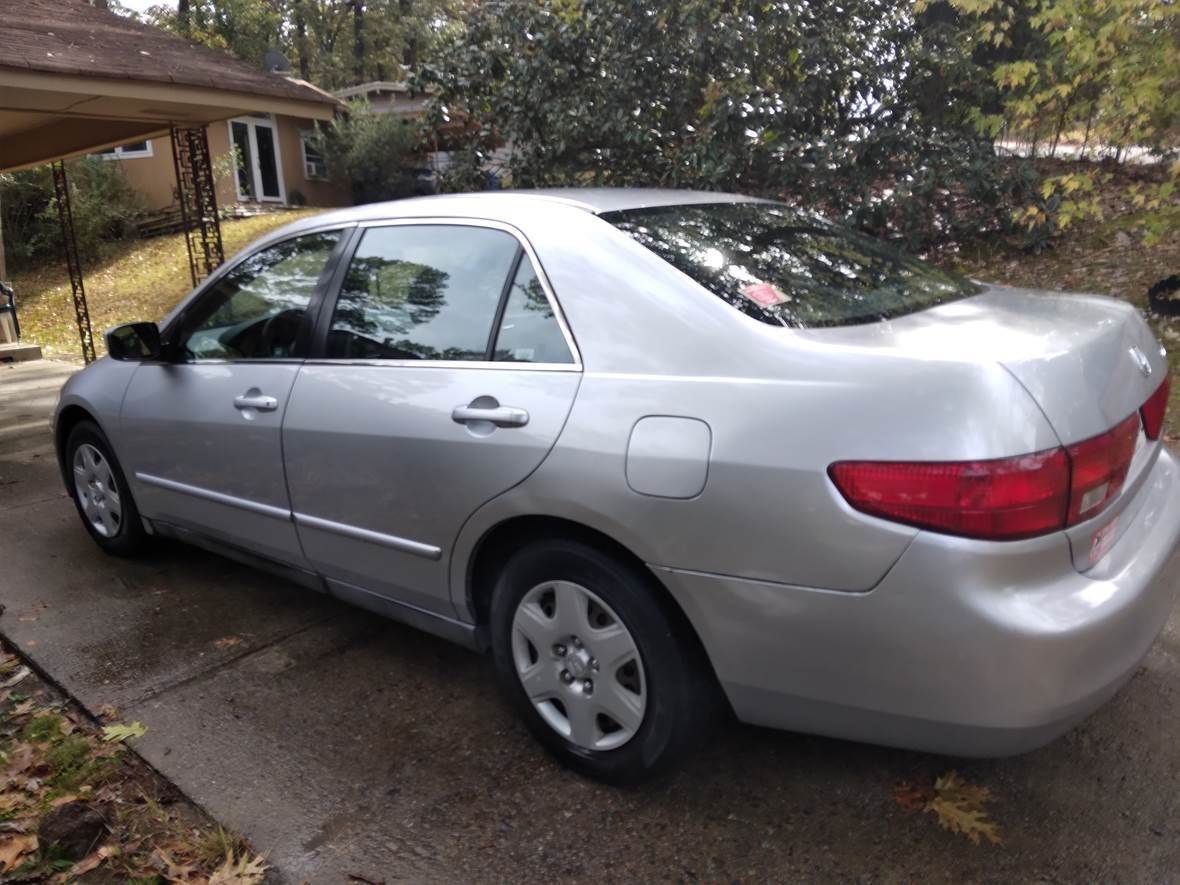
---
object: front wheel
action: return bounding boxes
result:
[65,420,147,556]
[490,538,716,784]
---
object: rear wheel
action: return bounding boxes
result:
[66,421,147,556]
[490,538,715,784]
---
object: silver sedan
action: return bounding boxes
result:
[55,190,1180,783]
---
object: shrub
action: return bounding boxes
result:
[312,99,426,204]
[0,157,143,272]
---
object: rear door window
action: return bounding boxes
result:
[491,257,574,364]
[602,202,980,328]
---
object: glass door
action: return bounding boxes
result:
[229,117,285,203]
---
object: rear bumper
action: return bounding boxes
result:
[657,447,1180,756]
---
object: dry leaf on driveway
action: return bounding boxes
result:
[927,771,1003,845]
[894,769,1003,846]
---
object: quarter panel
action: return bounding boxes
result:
[450,354,1058,610]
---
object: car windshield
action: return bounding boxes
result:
[601,202,981,328]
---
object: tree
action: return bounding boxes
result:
[421,0,1039,248]
[141,0,463,91]
[923,0,1180,241]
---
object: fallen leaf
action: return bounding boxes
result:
[0,833,38,872]
[154,846,195,882]
[102,721,148,743]
[892,781,934,812]
[209,849,270,885]
[0,794,26,815]
[95,704,120,722]
[214,636,244,650]
[9,700,36,717]
[0,667,30,689]
[926,770,1003,845]
[67,843,114,877]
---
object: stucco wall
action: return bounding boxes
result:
[113,114,349,212]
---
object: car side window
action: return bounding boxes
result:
[491,256,573,364]
[180,230,341,360]
[327,225,519,361]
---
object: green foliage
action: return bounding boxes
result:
[930,0,1180,240]
[141,0,463,91]
[311,100,425,202]
[0,158,143,272]
[421,0,1040,249]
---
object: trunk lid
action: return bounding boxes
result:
[804,284,1166,445]
[802,284,1169,571]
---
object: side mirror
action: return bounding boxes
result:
[104,322,162,361]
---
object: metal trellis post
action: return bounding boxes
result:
[170,126,225,287]
[50,160,96,364]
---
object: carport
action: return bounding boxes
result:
[0,0,338,362]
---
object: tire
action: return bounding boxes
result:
[490,537,716,784]
[65,420,148,556]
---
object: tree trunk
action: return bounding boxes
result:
[352,0,365,84]
[295,0,310,81]
[177,0,190,35]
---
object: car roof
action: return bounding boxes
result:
[291,188,770,231]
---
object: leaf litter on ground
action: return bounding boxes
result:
[0,646,268,882]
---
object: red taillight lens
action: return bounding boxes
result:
[1065,412,1139,525]
[828,448,1070,541]
[1140,376,1171,441]
[829,413,1144,540]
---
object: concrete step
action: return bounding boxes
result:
[0,342,43,363]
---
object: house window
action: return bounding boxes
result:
[94,140,154,160]
[301,132,327,180]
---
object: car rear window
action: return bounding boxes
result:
[601,202,981,328]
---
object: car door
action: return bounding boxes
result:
[120,227,348,567]
[282,220,582,618]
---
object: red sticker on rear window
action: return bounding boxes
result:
[741,283,790,307]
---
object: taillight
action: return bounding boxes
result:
[828,449,1070,541]
[1140,376,1170,441]
[1065,413,1138,525]
[830,412,1144,541]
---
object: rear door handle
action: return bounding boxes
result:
[451,404,529,428]
[234,393,279,412]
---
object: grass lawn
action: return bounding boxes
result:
[9,209,326,360]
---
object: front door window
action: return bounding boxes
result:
[230,117,284,203]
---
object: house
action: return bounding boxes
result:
[100,96,349,212]
[0,0,350,360]
[334,80,431,118]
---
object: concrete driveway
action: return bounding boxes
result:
[3,358,1179,883]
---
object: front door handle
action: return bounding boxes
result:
[451,404,529,428]
[233,393,279,412]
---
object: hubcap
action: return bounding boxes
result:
[511,580,646,751]
[72,443,122,539]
